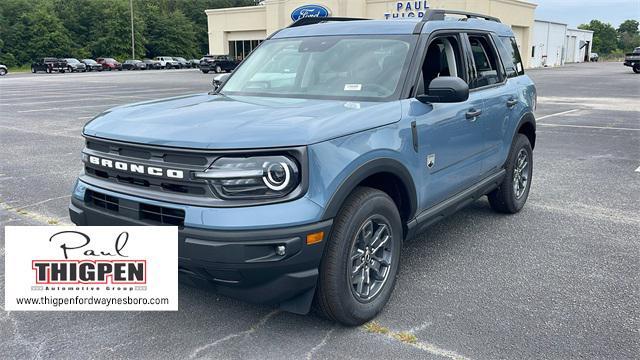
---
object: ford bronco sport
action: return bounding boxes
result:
[70,10,536,325]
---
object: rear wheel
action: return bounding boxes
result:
[201,70,209,74]
[633,64,640,74]
[31,67,36,73]
[215,65,222,73]
[0,68,6,76]
[314,187,402,326]
[488,134,533,213]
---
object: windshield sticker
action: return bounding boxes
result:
[344,84,362,91]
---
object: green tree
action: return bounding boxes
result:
[145,10,198,58]
[617,19,640,52]
[578,20,619,55]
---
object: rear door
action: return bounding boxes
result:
[463,32,512,174]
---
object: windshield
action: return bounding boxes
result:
[66,58,79,63]
[221,35,415,101]
[83,59,96,64]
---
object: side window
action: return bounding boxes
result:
[467,34,502,89]
[496,36,525,78]
[417,35,465,95]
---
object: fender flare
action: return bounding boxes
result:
[514,111,536,149]
[320,157,418,222]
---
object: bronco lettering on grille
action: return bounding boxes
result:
[87,155,184,179]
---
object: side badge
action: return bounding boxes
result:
[427,154,436,169]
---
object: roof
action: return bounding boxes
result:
[272,17,514,39]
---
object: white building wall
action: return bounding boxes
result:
[530,20,567,68]
[565,28,594,63]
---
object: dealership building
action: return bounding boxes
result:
[205,0,592,69]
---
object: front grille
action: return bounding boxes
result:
[85,189,185,227]
[83,139,215,198]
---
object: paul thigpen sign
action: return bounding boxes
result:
[4,226,178,311]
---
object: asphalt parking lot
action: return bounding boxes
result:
[1,63,639,359]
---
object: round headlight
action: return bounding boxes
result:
[199,155,300,199]
[263,162,290,191]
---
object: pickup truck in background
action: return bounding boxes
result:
[31,58,68,73]
[624,47,640,73]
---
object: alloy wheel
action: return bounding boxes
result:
[348,215,394,302]
[513,148,530,199]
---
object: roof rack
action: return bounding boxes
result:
[419,9,501,23]
[288,17,369,28]
[414,9,501,33]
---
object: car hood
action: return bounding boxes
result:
[83,93,401,149]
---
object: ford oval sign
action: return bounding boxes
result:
[291,4,330,21]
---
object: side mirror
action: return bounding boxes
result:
[416,76,469,103]
[212,73,231,91]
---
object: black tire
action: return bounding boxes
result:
[201,70,209,74]
[633,64,640,74]
[68,66,73,73]
[314,187,402,326]
[488,134,533,213]
[0,68,6,76]
[215,65,222,73]
[31,67,36,73]
[46,67,52,74]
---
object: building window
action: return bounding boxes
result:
[531,46,536,58]
[228,40,264,61]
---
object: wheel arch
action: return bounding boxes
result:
[321,158,418,233]
[516,112,536,150]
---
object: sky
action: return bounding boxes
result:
[531,0,640,28]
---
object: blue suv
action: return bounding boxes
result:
[70,10,536,325]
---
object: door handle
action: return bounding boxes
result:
[466,108,482,121]
[506,98,518,108]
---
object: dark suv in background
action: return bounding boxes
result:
[199,55,239,73]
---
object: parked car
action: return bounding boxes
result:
[143,59,162,70]
[71,11,537,325]
[65,58,87,72]
[188,59,200,68]
[589,52,599,62]
[623,47,640,73]
[199,54,239,73]
[173,57,190,68]
[81,59,103,71]
[96,58,122,71]
[0,64,7,76]
[31,58,67,73]
[123,60,147,70]
[154,56,179,69]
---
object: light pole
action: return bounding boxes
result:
[130,0,135,59]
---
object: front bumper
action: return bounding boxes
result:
[69,180,331,313]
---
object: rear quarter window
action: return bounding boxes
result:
[496,36,524,78]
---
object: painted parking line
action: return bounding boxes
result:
[3,87,195,101]
[9,94,161,106]
[636,166,640,173]
[538,123,640,131]
[536,109,579,121]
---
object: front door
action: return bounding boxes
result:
[410,33,486,209]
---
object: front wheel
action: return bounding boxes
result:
[633,64,640,74]
[31,67,36,73]
[488,134,533,213]
[215,65,222,73]
[314,187,402,326]
[0,68,6,76]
